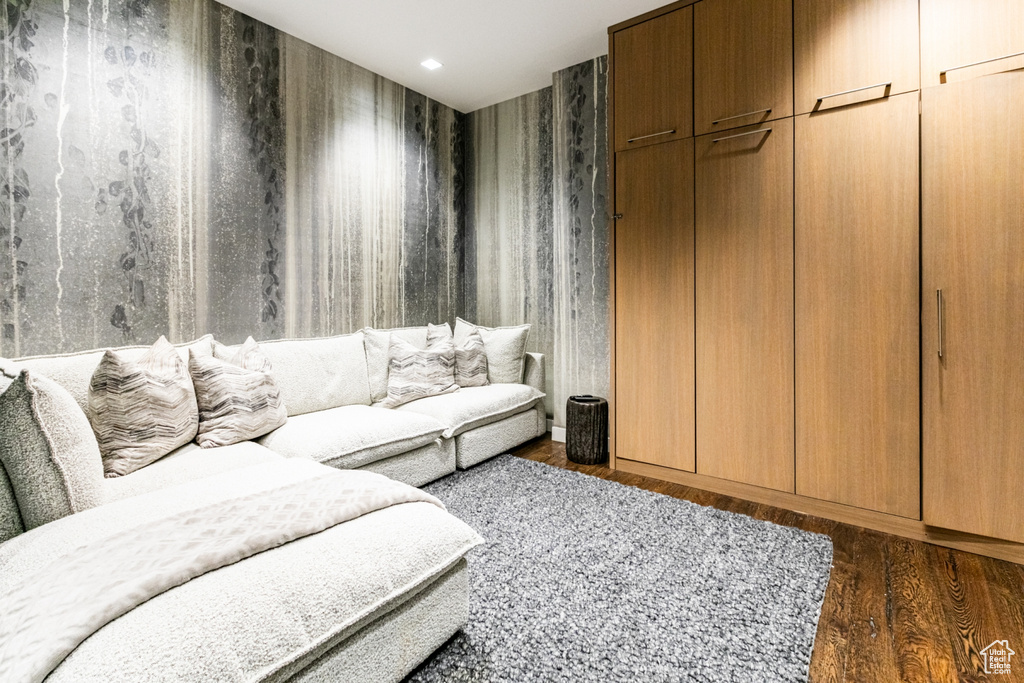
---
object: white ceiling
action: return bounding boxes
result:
[215,0,668,113]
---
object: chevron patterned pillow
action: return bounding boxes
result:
[88,336,200,477]
[429,323,489,387]
[189,338,288,448]
[381,335,458,408]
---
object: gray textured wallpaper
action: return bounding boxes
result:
[0,0,464,357]
[467,57,609,425]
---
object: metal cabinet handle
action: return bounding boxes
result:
[627,130,675,143]
[712,128,771,143]
[937,289,944,359]
[712,108,771,125]
[612,213,623,220]
[941,51,1024,78]
[817,82,891,102]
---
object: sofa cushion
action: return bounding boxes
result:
[397,384,545,438]
[190,339,288,448]
[363,324,452,404]
[259,404,445,469]
[381,336,458,408]
[104,441,283,504]
[454,318,530,384]
[88,336,200,477]
[9,335,213,413]
[256,332,371,415]
[0,368,105,530]
[0,365,24,543]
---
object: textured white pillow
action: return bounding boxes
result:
[381,336,458,408]
[431,323,488,387]
[88,336,200,477]
[453,317,531,384]
[0,367,105,530]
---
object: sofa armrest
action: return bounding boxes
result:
[523,352,545,395]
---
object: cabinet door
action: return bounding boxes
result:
[615,139,695,472]
[694,0,792,135]
[795,92,920,518]
[921,0,1024,87]
[922,73,1024,543]
[794,0,919,115]
[695,119,794,492]
[612,7,693,151]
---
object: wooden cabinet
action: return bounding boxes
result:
[794,0,919,115]
[614,139,695,472]
[612,6,692,151]
[695,119,794,492]
[922,72,1024,543]
[921,0,1024,87]
[694,0,792,135]
[795,92,920,519]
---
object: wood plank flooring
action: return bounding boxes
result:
[508,436,1024,683]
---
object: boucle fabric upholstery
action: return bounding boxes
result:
[454,318,531,384]
[0,463,482,683]
[0,365,24,543]
[9,335,213,413]
[363,324,451,404]
[252,332,371,415]
[382,336,458,408]
[288,560,468,683]
[397,383,545,438]
[88,336,200,477]
[103,441,283,504]
[360,438,457,488]
[259,404,445,470]
[0,369,105,530]
[455,408,546,469]
[190,339,288,448]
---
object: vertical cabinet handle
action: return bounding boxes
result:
[937,289,944,359]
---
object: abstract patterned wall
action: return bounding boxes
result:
[467,57,609,425]
[0,0,464,358]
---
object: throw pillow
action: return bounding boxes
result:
[453,317,531,384]
[381,335,458,408]
[88,336,200,477]
[0,367,105,530]
[190,338,287,448]
[430,323,488,387]
[363,324,452,403]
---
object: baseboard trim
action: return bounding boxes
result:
[615,458,1024,565]
[551,425,566,443]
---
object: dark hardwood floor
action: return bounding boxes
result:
[509,437,1024,683]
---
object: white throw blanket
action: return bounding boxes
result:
[0,465,444,683]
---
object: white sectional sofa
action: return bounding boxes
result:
[0,325,546,682]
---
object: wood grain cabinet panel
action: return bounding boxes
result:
[695,119,794,492]
[922,72,1024,543]
[614,139,695,472]
[921,0,1024,87]
[794,0,919,115]
[795,92,920,519]
[612,6,693,151]
[694,0,792,135]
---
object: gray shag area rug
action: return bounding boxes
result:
[408,455,833,683]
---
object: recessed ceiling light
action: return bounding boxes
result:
[421,58,443,71]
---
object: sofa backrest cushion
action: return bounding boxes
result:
[256,332,371,416]
[0,367,105,531]
[10,335,214,414]
[0,365,25,543]
[363,325,451,404]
